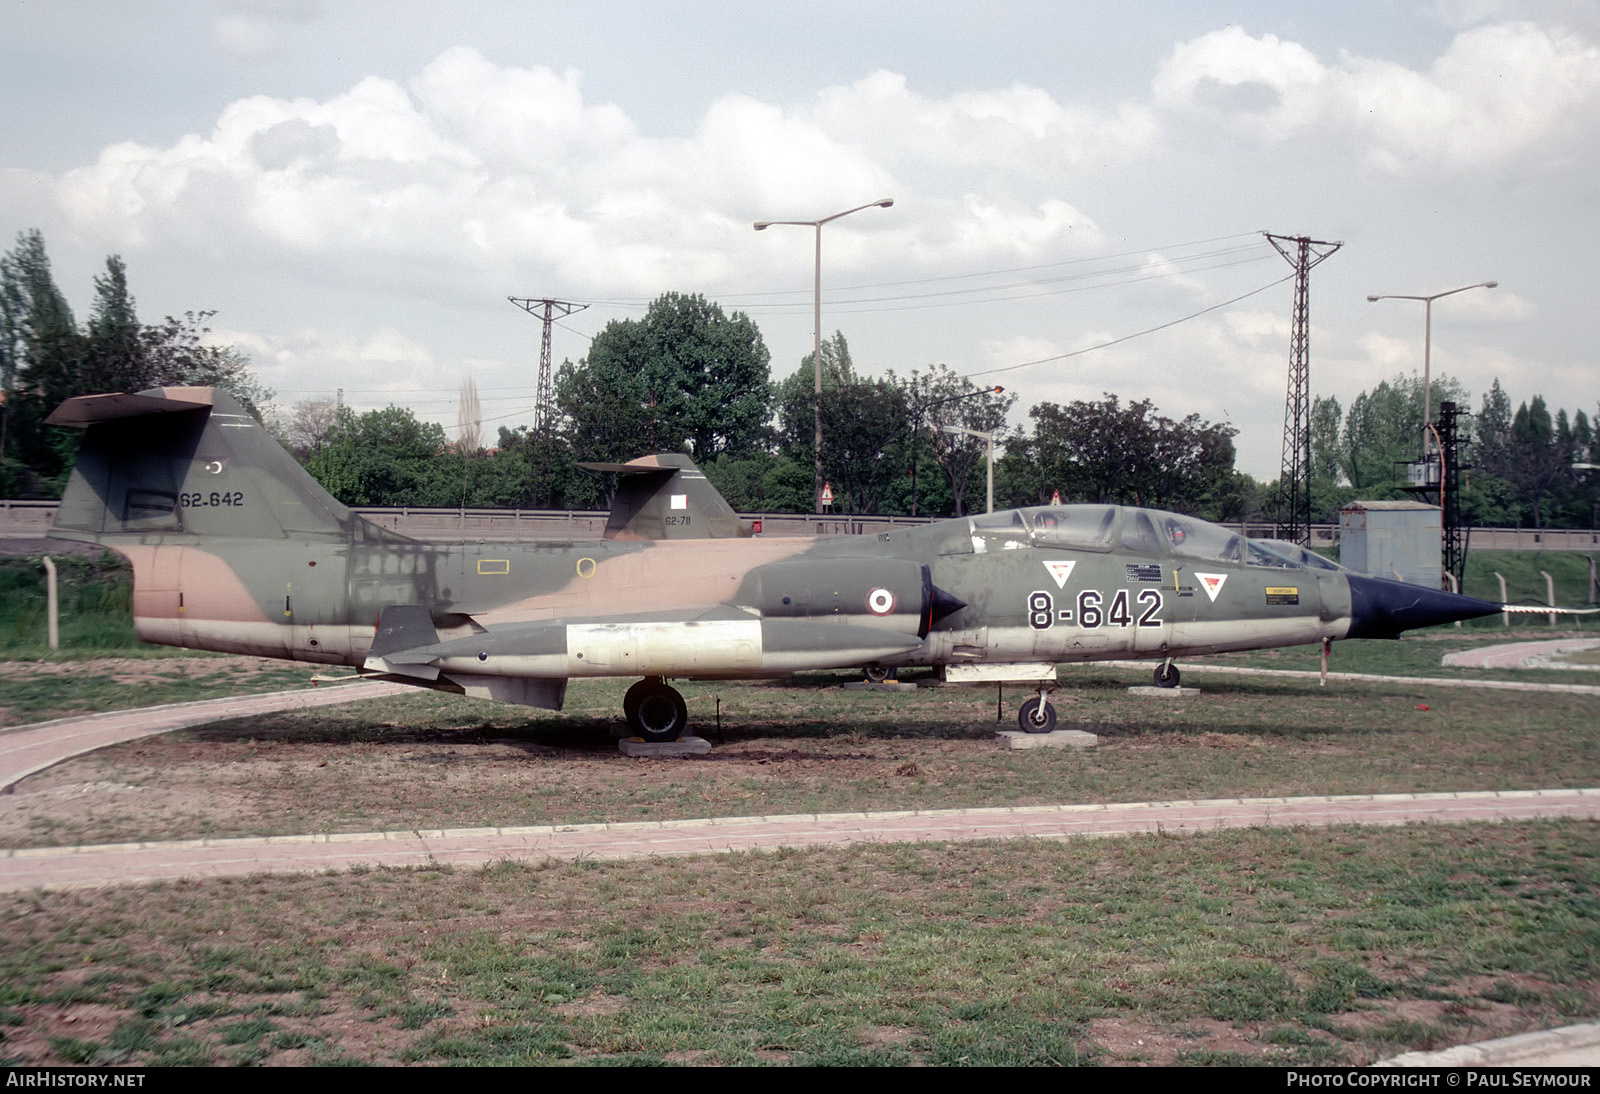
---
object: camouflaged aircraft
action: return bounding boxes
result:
[47,386,1505,739]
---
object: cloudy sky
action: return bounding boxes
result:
[4,0,1597,477]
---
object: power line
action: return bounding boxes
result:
[571,232,1276,314]
[961,272,1295,379]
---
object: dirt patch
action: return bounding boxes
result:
[1089,1016,1287,1065]
[0,656,282,681]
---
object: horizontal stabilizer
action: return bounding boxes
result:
[46,390,214,426]
[580,453,751,540]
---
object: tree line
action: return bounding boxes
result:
[0,231,267,496]
[1309,375,1599,530]
[4,231,1593,527]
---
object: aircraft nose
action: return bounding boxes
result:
[1345,574,1501,639]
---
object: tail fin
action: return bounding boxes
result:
[48,386,365,544]
[578,454,752,540]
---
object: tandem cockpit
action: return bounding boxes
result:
[966,504,1346,572]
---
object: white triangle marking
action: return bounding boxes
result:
[1195,573,1228,602]
[1043,560,1076,589]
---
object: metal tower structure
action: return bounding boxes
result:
[1435,400,1472,591]
[508,298,588,436]
[1265,233,1343,546]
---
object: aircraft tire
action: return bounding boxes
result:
[627,681,688,742]
[1153,663,1181,689]
[1018,697,1056,734]
[864,665,892,683]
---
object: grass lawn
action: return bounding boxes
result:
[3,660,1597,847]
[2,822,1593,1066]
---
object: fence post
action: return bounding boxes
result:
[42,555,59,650]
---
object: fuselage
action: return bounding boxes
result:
[115,503,1355,678]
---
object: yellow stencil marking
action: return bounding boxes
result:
[576,557,597,579]
[476,559,511,575]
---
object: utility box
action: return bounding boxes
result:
[1339,501,1442,589]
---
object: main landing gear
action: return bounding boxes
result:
[623,677,688,742]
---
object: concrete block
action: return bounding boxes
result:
[617,736,713,757]
[997,730,1099,750]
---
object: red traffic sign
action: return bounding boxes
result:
[820,482,835,504]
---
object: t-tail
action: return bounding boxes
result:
[47,386,401,662]
[48,387,366,544]
[578,454,753,540]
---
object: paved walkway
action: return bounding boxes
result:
[1377,1022,1600,1067]
[0,681,405,791]
[1106,660,1600,695]
[1442,638,1600,670]
[3,788,1595,893]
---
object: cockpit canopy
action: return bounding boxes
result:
[968,505,1345,571]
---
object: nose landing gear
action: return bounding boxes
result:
[1017,681,1059,734]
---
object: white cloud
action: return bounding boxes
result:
[47,48,1144,307]
[811,70,1159,178]
[1153,21,1600,177]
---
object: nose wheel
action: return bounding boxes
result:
[1017,694,1057,734]
[1153,661,1181,688]
[624,677,688,742]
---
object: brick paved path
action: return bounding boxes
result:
[3,788,1594,893]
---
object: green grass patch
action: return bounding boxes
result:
[1463,549,1596,617]
[1,821,1593,1066]
[4,662,1597,847]
[0,553,136,652]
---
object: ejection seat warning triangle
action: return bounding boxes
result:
[1195,573,1228,602]
[1043,560,1076,589]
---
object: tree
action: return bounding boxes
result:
[561,293,772,467]
[495,424,595,510]
[893,364,1015,517]
[1336,373,1469,495]
[139,311,269,413]
[305,405,451,506]
[0,230,80,399]
[1007,394,1239,518]
[775,333,912,513]
[282,399,342,461]
[0,231,84,493]
[1477,394,1574,528]
[553,350,658,506]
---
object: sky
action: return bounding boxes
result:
[3,0,1597,478]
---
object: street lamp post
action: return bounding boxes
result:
[755,198,894,513]
[940,423,996,514]
[912,386,1003,516]
[1366,281,1497,459]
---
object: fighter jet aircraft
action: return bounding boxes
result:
[46,386,1505,739]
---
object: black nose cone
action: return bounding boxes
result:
[1346,574,1502,639]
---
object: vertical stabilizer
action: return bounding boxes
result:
[48,387,358,544]
[578,454,752,540]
